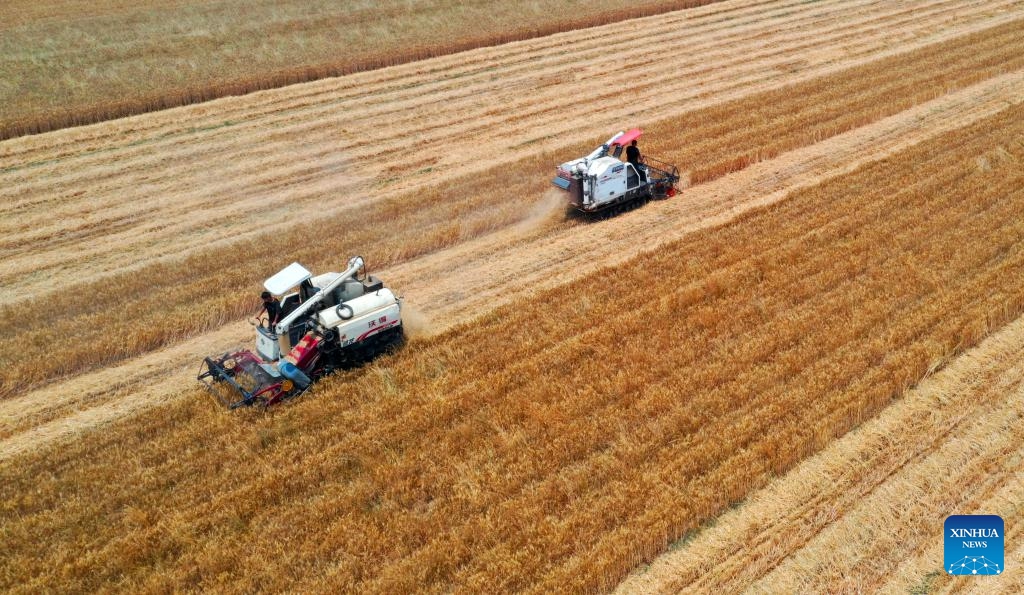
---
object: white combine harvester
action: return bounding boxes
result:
[552,128,679,215]
[199,256,403,408]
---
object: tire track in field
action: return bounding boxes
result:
[1,0,1019,301]
[2,70,1020,463]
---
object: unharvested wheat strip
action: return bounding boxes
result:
[2,5,1015,301]
[1,69,1021,461]
[0,323,253,446]
[615,317,1024,594]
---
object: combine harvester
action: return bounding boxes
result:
[552,128,679,215]
[199,256,403,408]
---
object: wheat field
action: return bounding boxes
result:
[0,0,722,139]
[619,311,1024,593]
[3,0,1024,591]
[3,1,1022,398]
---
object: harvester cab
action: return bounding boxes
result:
[198,256,403,409]
[552,128,679,215]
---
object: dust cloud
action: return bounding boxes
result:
[515,189,567,235]
[400,303,436,339]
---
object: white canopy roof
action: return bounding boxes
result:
[264,262,311,295]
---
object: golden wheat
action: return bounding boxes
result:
[3,17,1022,399]
[0,0,725,140]
[2,99,1022,592]
[619,314,1024,593]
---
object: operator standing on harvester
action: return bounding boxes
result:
[626,140,644,182]
[261,291,281,331]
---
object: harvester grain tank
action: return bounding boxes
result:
[198,256,403,408]
[552,128,679,214]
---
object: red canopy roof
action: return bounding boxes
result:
[610,128,643,146]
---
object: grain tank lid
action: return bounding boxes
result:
[610,128,642,146]
[264,262,312,295]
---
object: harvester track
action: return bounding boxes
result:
[618,312,1024,594]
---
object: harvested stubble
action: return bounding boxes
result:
[0,0,724,140]
[3,17,1024,400]
[3,99,1024,592]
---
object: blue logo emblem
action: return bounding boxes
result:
[945,515,1004,575]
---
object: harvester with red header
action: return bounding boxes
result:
[198,256,403,408]
[552,128,679,215]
